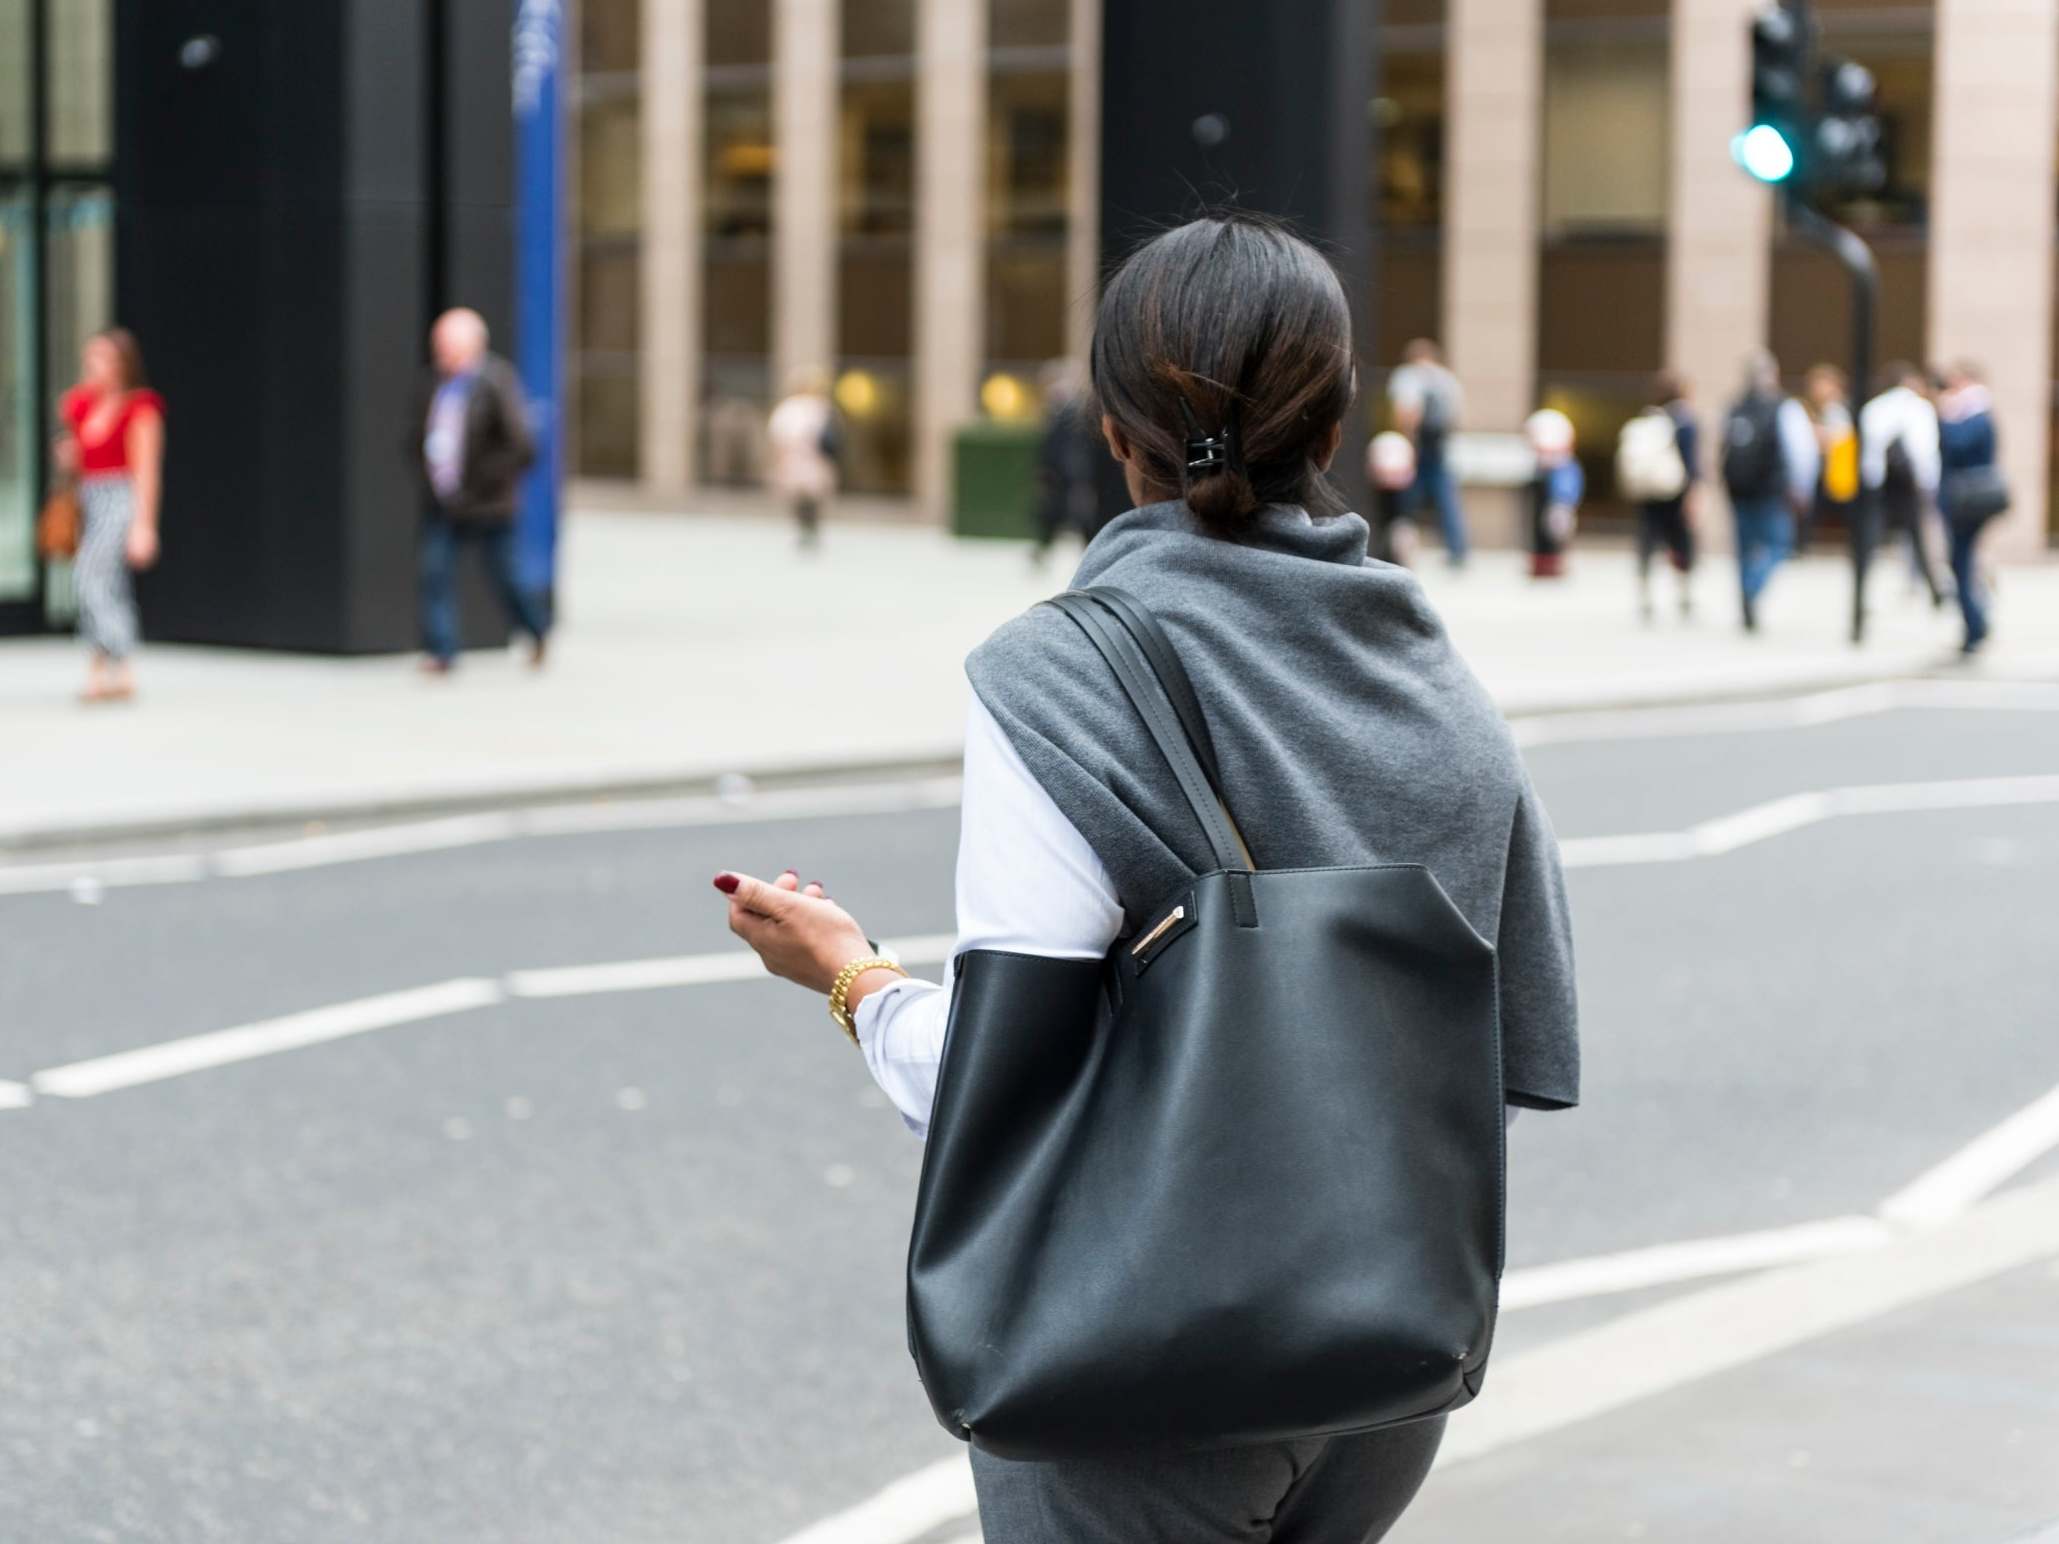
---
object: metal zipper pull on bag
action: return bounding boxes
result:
[906,588,1508,1459]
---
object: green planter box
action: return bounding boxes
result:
[952,420,1043,540]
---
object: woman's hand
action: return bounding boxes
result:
[715,869,873,995]
[126,523,159,570]
[52,435,78,475]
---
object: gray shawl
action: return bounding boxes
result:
[966,500,1579,1110]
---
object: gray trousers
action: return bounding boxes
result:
[970,1418,1444,1544]
[76,475,139,660]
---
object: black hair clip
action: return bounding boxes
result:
[1178,398,1242,480]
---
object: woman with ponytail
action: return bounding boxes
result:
[711,212,1579,1540]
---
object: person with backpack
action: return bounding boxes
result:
[1859,361,1948,627]
[1721,350,1818,633]
[1389,337,1469,567]
[1616,372,1698,621]
[709,212,1578,1541]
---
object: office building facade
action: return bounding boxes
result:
[571,0,2056,558]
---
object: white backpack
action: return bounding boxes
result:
[1615,409,1689,503]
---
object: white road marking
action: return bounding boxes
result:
[1510,681,1901,748]
[0,1080,33,1110]
[1436,1173,2059,1470]
[0,780,967,899]
[506,935,957,1000]
[0,852,209,896]
[1497,1215,1893,1310]
[1560,774,2059,871]
[29,979,503,1099]
[767,1455,976,1544]
[7,677,2056,901]
[1877,1079,2059,1228]
[208,813,521,876]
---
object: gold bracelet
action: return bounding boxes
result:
[828,956,907,1044]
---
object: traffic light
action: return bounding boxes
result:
[1738,1,1807,184]
[1815,56,1887,194]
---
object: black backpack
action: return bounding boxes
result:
[1721,393,1786,503]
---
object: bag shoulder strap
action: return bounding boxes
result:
[1086,586,1231,796]
[1048,591,1258,925]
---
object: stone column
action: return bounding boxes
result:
[914,0,988,515]
[1666,0,1773,555]
[1065,0,1102,367]
[1928,0,2058,561]
[773,0,839,400]
[1443,0,1542,548]
[639,0,704,493]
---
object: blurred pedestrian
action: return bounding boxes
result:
[1366,428,1419,565]
[767,368,838,550]
[412,308,546,674]
[1859,361,1948,624]
[1615,372,1698,620]
[1524,408,1582,579]
[1720,351,1818,633]
[1030,360,1107,563]
[1801,364,1859,552]
[710,212,1577,1542]
[55,328,164,704]
[1936,361,2009,656]
[1388,338,1468,567]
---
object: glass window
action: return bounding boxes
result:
[986,64,1068,378]
[573,63,642,479]
[1374,50,1443,232]
[0,190,35,603]
[844,0,915,60]
[992,0,1067,50]
[1541,38,1668,237]
[45,0,109,166]
[580,0,640,75]
[708,0,771,69]
[836,5,918,495]
[1373,13,1444,405]
[702,76,774,486]
[0,0,30,167]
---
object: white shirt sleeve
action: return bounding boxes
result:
[853,696,1124,1139]
[1777,397,1820,506]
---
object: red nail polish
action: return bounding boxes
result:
[781,868,798,878]
[712,873,740,894]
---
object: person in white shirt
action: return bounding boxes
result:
[1859,361,1949,615]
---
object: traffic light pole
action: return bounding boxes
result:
[1785,198,1881,644]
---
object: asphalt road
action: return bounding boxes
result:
[4,697,2058,1543]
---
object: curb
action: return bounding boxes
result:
[5,653,2051,855]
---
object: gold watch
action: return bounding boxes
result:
[828,956,907,1044]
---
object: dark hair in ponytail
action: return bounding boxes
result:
[1090,211,1356,537]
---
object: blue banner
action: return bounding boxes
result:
[513,0,564,601]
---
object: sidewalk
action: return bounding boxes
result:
[6,506,2058,846]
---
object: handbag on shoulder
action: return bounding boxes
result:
[907,587,1506,1461]
[1942,464,2010,530]
[36,483,81,560]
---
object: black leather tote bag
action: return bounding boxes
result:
[906,587,1506,1461]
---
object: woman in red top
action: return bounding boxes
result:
[55,328,164,703]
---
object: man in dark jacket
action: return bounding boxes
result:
[413,307,548,672]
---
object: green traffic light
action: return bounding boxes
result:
[1733,124,1797,183]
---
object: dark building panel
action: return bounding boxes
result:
[115,0,514,654]
[1097,0,1375,519]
